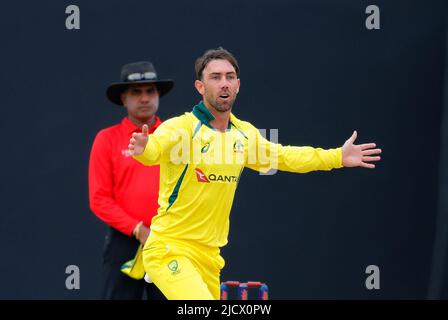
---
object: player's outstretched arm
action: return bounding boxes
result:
[128,124,149,156]
[341,131,382,169]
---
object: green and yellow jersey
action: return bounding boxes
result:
[133,101,343,248]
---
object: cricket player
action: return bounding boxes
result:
[128,47,382,300]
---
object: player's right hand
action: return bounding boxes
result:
[129,124,149,156]
[138,224,151,245]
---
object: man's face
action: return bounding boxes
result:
[120,83,159,121]
[195,59,240,113]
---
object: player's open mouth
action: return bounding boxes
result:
[219,94,230,99]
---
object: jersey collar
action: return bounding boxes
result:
[192,100,233,130]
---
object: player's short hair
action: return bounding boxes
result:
[195,47,240,80]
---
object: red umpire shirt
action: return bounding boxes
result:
[89,116,161,236]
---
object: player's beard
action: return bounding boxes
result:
[204,88,236,113]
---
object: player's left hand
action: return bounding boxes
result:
[342,131,382,169]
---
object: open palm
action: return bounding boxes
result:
[342,131,382,168]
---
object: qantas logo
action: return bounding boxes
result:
[195,168,238,183]
[195,168,210,183]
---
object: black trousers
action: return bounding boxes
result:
[101,227,166,300]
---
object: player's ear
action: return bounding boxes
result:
[195,79,205,95]
[236,79,240,94]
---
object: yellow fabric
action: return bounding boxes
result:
[133,110,343,248]
[120,244,145,280]
[142,232,224,300]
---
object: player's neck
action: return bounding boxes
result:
[203,102,230,132]
[209,112,230,132]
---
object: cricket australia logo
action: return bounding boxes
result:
[233,139,244,154]
[168,260,180,275]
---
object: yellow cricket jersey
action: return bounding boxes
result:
[133,101,343,248]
